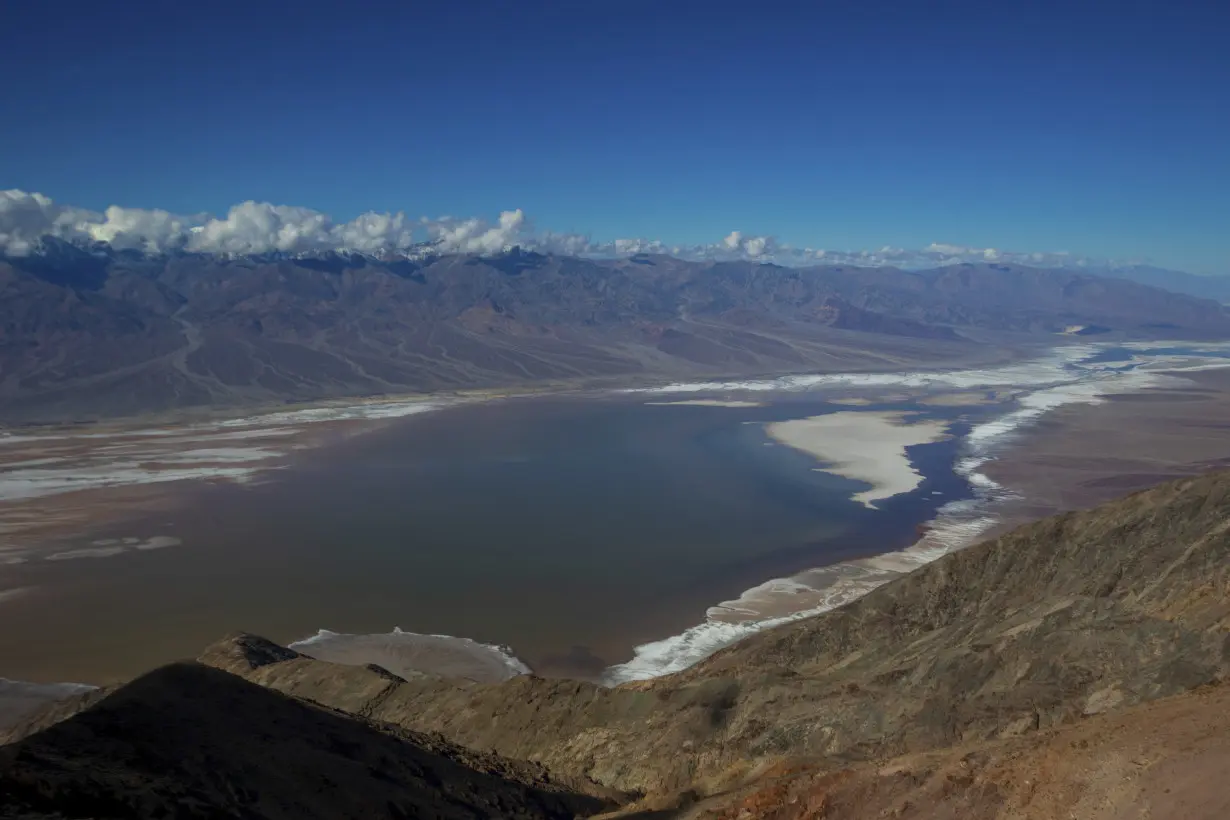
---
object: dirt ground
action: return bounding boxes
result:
[985,368,1230,523]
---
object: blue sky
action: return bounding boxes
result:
[1,0,1227,272]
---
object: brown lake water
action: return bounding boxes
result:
[0,395,972,684]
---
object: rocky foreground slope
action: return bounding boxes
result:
[5,470,1230,817]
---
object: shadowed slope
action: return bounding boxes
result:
[0,662,614,819]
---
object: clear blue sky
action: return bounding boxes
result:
[1,0,1226,272]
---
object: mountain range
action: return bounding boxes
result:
[4,239,1230,422]
[5,469,1230,818]
[1099,264,1230,304]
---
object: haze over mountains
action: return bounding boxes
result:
[3,234,1230,422]
[1104,264,1230,303]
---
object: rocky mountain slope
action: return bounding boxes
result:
[684,681,1230,819]
[4,470,1230,817]
[4,243,1230,421]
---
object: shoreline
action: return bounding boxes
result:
[5,340,1230,708]
[288,628,530,684]
[601,340,1230,683]
[0,345,1031,568]
[0,337,1031,431]
[258,340,1230,689]
[0,395,467,566]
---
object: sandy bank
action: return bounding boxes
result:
[766,411,950,507]
[644,399,765,408]
[0,396,450,504]
[289,629,529,684]
[917,390,1016,407]
[0,396,456,566]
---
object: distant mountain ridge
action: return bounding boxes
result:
[3,241,1229,421]
[1099,264,1230,304]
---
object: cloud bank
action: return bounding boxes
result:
[1,188,1106,269]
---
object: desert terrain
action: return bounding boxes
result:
[985,367,1230,523]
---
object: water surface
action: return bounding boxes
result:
[0,396,968,683]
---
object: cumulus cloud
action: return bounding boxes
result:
[536,230,600,257]
[333,211,419,254]
[189,203,333,255]
[85,205,205,252]
[0,190,428,257]
[186,202,431,255]
[0,190,211,255]
[608,238,650,255]
[422,209,528,254]
[1,189,97,255]
[924,242,972,256]
[719,230,776,258]
[0,189,1103,270]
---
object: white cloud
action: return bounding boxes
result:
[0,190,424,257]
[716,230,776,259]
[188,203,333,255]
[0,189,96,255]
[925,242,971,256]
[536,230,597,256]
[85,205,205,253]
[742,236,769,258]
[423,209,528,254]
[332,211,418,254]
[0,189,1109,270]
[0,190,212,255]
[611,238,667,255]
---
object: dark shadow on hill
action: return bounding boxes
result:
[471,246,549,276]
[0,662,613,820]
